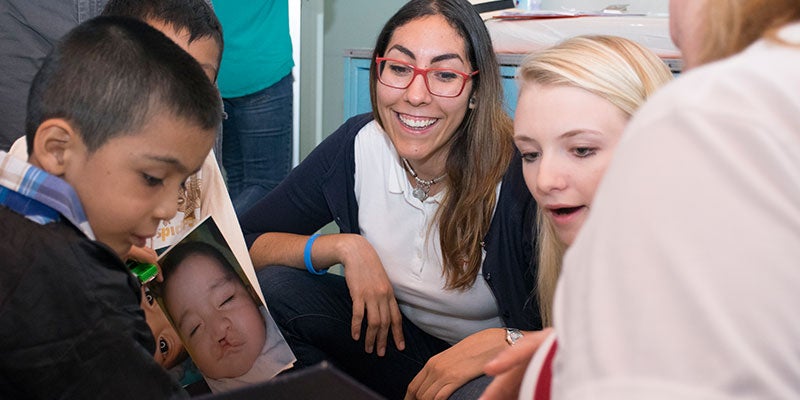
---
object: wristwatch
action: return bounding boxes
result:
[505,328,523,346]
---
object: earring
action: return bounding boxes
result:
[468,97,476,109]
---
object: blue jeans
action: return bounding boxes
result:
[221,73,293,215]
[257,266,493,400]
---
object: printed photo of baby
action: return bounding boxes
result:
[155,217,295,393]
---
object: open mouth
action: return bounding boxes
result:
[398,113,437,130]
[551,206,582,216]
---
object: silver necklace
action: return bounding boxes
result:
[402,158,446,202]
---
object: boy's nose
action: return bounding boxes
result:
[153,188,180,222]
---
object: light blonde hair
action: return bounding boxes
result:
[518,35,673,326]
[697,0,800,66]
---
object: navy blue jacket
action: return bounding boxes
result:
[242,113,542,330]
[0,207,186,399]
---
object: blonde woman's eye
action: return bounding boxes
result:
[521,152,540,163]
[574,147,596,158]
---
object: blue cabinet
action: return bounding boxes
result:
[344,49,526,120]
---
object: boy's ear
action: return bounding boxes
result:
[30,118,81,176]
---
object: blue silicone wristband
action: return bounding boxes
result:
[304,233,326,275]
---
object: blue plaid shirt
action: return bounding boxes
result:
[0,151,94,239]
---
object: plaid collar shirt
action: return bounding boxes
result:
[0,151,94,239]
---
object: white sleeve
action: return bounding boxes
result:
[551,52,800,400]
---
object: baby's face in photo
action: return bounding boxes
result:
[163,253,266,379]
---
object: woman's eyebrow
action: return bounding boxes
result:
[431,53,463,64]
[387,44,415,59]
[386,45,464,65]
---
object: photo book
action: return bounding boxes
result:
[152,215,296,394]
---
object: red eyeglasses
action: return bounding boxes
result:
[375,57,478,98]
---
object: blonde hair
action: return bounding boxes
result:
[518,35,673,326]
[697,0,800,66]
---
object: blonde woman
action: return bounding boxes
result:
[482,35,672,399]
[517,35,672,327]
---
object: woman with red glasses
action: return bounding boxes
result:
[240,0,541,398]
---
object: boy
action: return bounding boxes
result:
[0,16,221,399]
[7,0,260,370]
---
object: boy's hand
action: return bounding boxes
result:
[125,245,162,282]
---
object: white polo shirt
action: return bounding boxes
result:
[353,121,502,344]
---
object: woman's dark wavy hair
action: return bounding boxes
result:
[25,16,221,153]
[369,0,514,290]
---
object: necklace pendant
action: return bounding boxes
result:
[412,186,428,201]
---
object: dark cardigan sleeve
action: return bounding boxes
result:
[240,113,373,248]
[482,152,542,331]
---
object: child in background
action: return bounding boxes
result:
[0,16,221,399]
[159,241,291,393]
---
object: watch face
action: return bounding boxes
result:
[506,328,523,345]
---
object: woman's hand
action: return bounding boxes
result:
[481,328,552,400]
[405,328,509,400]
[339,234,405,356]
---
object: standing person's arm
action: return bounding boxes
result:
[555,66,800,399]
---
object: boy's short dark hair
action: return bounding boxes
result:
[101,0,223,62]
[25,16,221,153]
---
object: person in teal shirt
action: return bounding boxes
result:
[211,0,294,215]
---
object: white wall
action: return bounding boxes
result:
[289,0,301,166]
[539,0,668,14]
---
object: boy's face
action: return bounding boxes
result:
[61,113,214,256]
[164,253,267,380]
[148,19,220,82]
